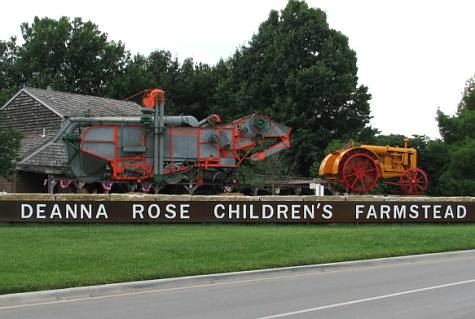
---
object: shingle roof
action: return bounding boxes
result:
[24,87,141,117]
[19,131,72,173]
[20,131,57,159]
[20,141,67,170]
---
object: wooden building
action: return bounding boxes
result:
[0,87,141,192]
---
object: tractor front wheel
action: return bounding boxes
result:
[399,168,428,195]
[341,152,379,193]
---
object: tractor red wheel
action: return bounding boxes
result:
[399,168,428,195]
[341,152,379,193]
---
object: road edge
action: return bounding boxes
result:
[1,249,474,308]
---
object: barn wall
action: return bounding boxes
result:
[0,91,67,185]
[0,92,62,132]
[0,175,15,193]
[0,92,62,159]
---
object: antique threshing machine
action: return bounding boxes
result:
[52,89,292,193]
[319,139,429,194]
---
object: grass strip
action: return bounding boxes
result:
[1,224,475,294]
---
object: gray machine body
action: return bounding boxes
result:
[56,116,235,183]
[53,111,291,184]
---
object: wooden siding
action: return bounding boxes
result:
[0,92,65,172]
[0,175,15,193]
[0,92,62,134]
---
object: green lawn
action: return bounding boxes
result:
[1,224,475,294]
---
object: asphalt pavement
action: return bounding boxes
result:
[1,251,474,318]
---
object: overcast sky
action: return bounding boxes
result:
[1,0,474,139]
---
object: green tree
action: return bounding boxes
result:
[0,112,22,178]
[12,16,127,96]
[172,59,216,119]
[110,51,216,120]
[213,1,373,174]
[422,139,448,195]
[0,38,19,105]
[437,75,475,195]
[107,53,156,101]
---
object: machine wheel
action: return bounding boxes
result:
[211,171,227,193]
[341,152,379,193]
[212,170,243,193]
[165,163,184,184]
[399,168,428,195]
[182,169,203,195]
[222,171,244,193]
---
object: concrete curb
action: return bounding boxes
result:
[1,249,474,308]
[0,193,474,202]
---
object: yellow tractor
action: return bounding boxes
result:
[319,139,428,194]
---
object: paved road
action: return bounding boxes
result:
[1,253,475,319]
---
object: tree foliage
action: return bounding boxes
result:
[109,52,217,120]
[0,112,22,178]
[0,38,19,105]
[211,1,372,174]
[436,75,475,195]
[0,16,128,103]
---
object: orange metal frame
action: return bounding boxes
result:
[78,113,290,181]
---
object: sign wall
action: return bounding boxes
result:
[0,200,473,223]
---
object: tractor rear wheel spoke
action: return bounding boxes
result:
[341,152,379,194]
[399,168,428,195]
